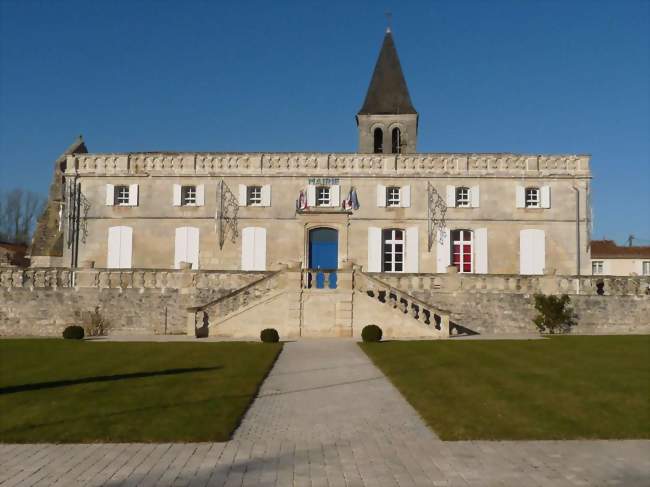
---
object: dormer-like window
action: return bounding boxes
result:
[525,187,541,208]
[455,187,470,208]
[391,128,401,154]
[316,186,331,207]
[247,186,262,206]
[114,185,130,206]
[181,185,197,206]
[373,128,383,154]
[386,186,401,207]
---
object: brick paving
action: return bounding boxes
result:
[1,339,649,486]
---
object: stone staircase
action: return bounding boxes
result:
[354,271,450,339]
[187,265,456,339]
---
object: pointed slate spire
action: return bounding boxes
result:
[358,29,416,115]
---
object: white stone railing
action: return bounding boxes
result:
[67,152,590,177]
[356,271,451,335]
[0,268,73,289]
[0,268,268,291]
[371,273,650,297]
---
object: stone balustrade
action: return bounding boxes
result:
[0,268,73,289]
[67,152,590,177]
[372,273,650,297]
[4,268,646,297]
[356,271,450,335]
[188,270,282,324]
[0,268,268,291]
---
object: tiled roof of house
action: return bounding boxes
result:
[591,240,650,259]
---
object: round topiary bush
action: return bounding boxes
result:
[361,324,382,342]
[62,325,85,340]
[260,328,280,343]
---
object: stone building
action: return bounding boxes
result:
[32,29,592,278]
[22,29,610,339]
[590,240,650,276]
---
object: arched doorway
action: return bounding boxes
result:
[308,227,338,288]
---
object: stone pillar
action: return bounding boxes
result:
[186,310,197,336]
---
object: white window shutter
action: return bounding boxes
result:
[241,227,255,270]
[196,184,205,206]
[470,185,480,208]
[377,184,386,207]
[173,184,181,206]
[254,227,266,270]
[261,184,271,207]
[330,185,340,207]
[541,185,551,208]
[474,228,488,274]
[436,228,450,273]
[187,227,199,269]
[174,227,188,269]
[446,186,456,208]
[238,184,247,206]
[516,185,525,208]
[405,226,419,273]
[105,184,114,206]
[307,185,316,207]
[128,184,138,206]
[401,185,411,208]
[520,229,545,275]
[367,227,382,272]
[119,226,132,268]
[107,226,121,267]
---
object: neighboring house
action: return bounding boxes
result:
[33,29,592,276]
[0,242,29,268]
[590,240,650,276]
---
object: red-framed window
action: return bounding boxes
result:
[451,229,473,273]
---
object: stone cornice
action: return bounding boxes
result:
[66,152,591,177]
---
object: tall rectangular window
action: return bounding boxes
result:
[451,229,473,273]
[642,261,650,276]
[382,228,404,272]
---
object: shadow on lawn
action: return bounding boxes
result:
[0,366,222,395]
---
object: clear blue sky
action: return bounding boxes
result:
[1,0,648,244]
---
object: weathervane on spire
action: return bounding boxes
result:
[385,11,392,33]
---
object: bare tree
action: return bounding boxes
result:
[0,189,46,244]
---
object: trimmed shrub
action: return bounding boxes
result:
[62,325,85,340]
[532,294,577,334]
[260,328,280,343]
[361,324,382,342]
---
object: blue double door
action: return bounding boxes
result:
[308,227,338,289]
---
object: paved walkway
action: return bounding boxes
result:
[1,339,649,486]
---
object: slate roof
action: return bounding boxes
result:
[358,30,417,115]
[591,240,650,259]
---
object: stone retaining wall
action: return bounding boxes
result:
[1,268,648,337]
[0,268,267,336]
[376,273,650,335]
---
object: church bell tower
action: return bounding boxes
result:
[357,28,418,154]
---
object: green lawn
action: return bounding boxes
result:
[360,336,650,440]
[0,339,281,443]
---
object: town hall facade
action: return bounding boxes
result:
[26,29,599,339]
